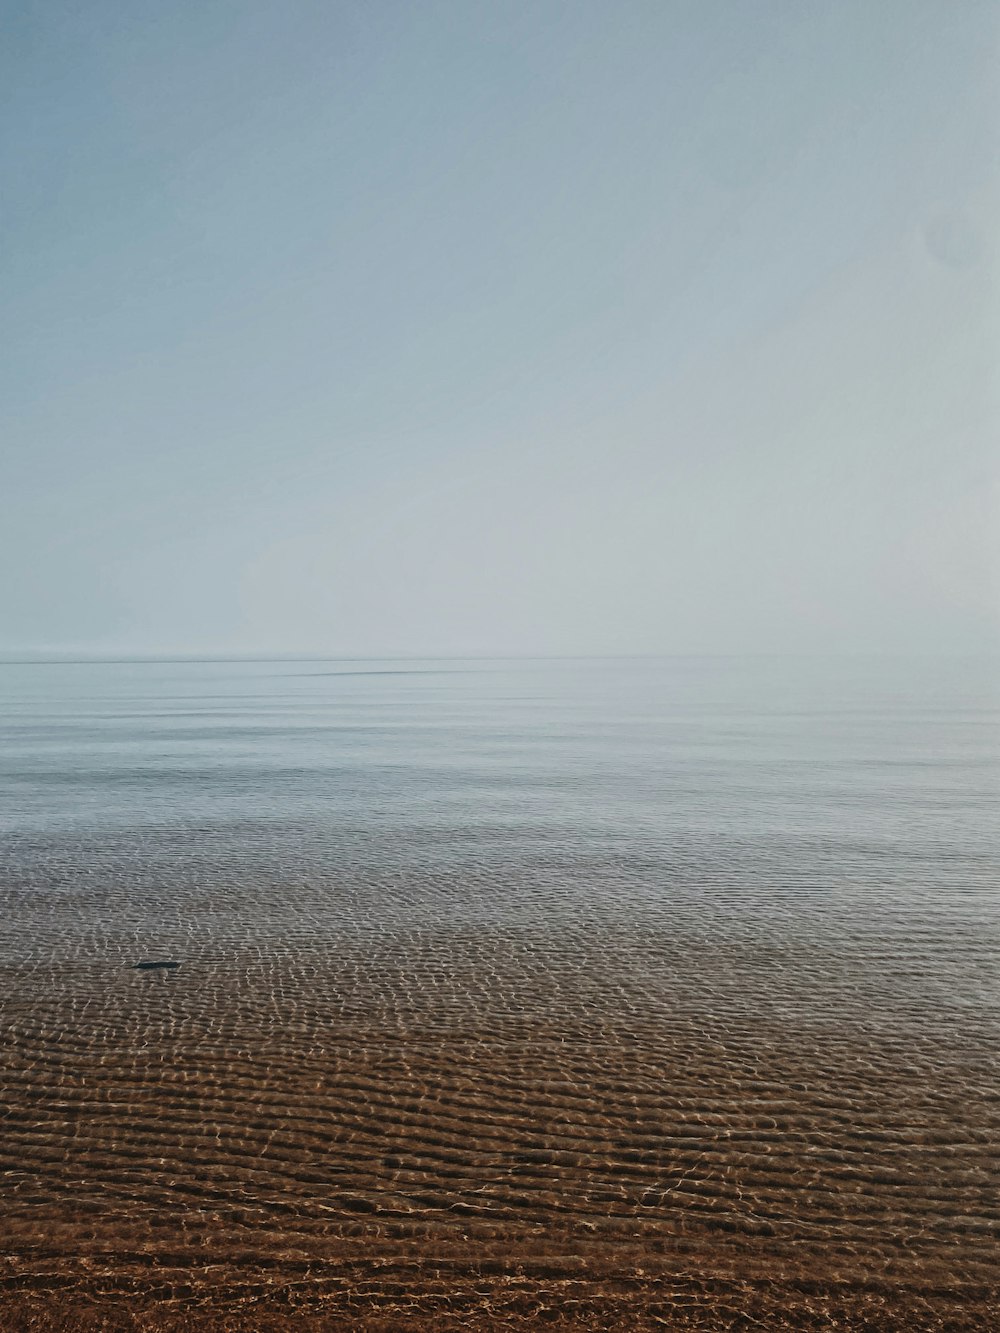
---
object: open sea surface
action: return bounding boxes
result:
[1,655,998,1327]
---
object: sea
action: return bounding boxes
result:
[1,654,997,1323]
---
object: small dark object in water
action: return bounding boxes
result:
[133,960,180,971]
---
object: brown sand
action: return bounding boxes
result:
[2,910,998,1330]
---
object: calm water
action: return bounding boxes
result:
[2,656,998,1325]
[2,654,997,940]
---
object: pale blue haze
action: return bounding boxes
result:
[2,2,997,654]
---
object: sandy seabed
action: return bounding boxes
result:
[2,906,998,1333]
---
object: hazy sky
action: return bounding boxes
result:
[3,0,998,656]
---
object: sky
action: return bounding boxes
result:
[2,0,998,657]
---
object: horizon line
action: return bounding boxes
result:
[0,649,996,667]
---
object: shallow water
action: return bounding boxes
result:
[1,656,998,1327]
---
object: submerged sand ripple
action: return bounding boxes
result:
[1,853,998,1329]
